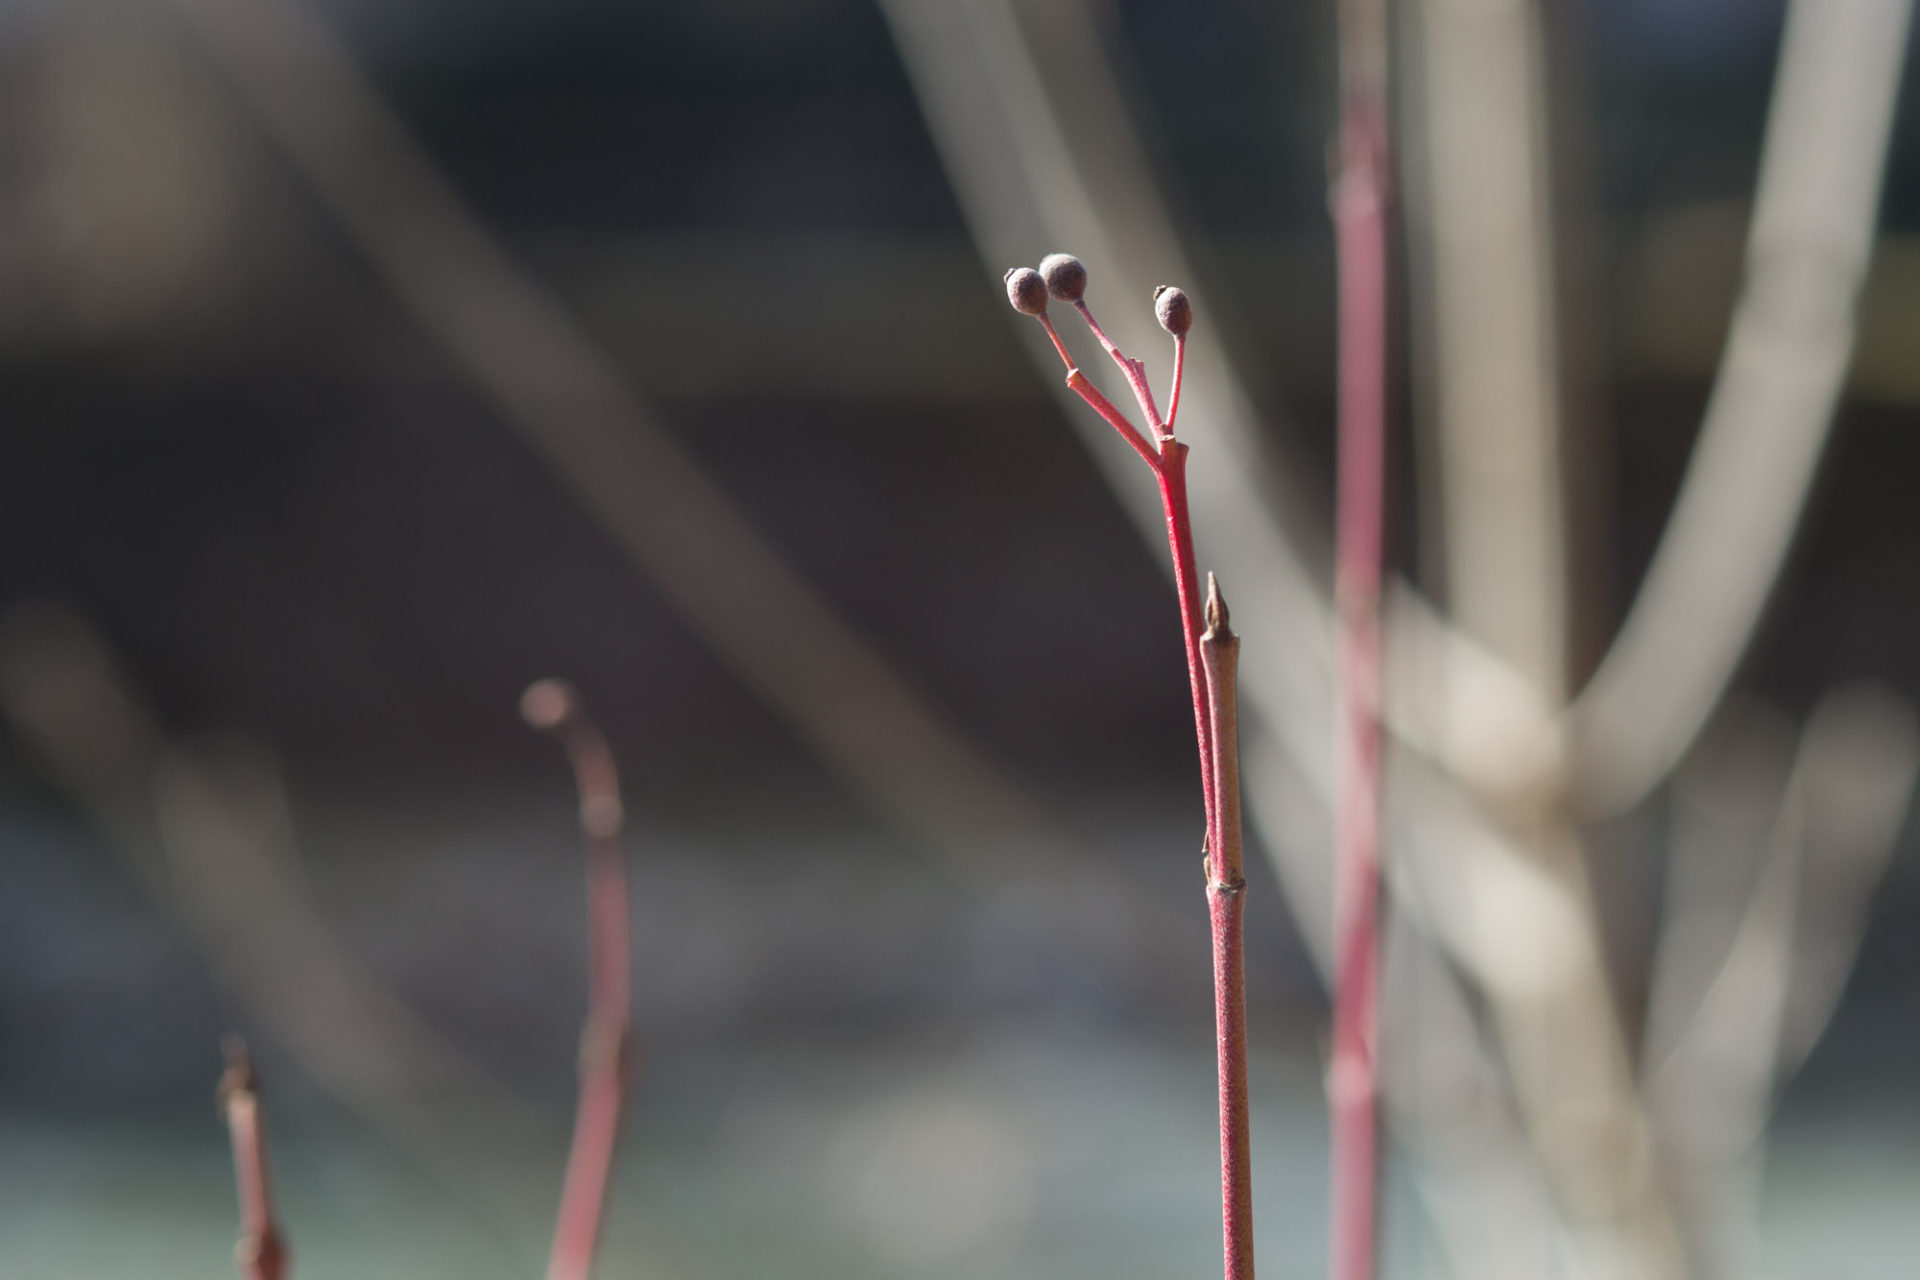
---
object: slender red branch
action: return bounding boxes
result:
[1203,577,1254,1280]
[1167,334,1188,433]
[1329,2,1390,1275]
[218,1037,289,1280]
[1156,438,1217,832]
[1067,368,1160,468]
[1037,312,1078,372]
[523,679,635,1280]
[1013,270,1249,1279]
[1073,298,1165,432]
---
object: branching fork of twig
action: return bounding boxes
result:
[1007,256,1253,1280]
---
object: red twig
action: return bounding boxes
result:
[1008,261,1248,1279]
[217,1037,289,1280]
[1074,299,1165,433]
[1166,333,1188,433]
[523,679,635,1280]
[1156,437,1218,834]
[1329,2,1390,1276]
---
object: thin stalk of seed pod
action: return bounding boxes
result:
[1203,576,1254,1280]
[1065,369,1160,467]
[1167,334,1188,432]
[523,680,634,1280]
[1329,2,1390,1277]
[1022,287,1218,873]
[218,1037,290,1280]
[1073,298,1165,432]
[1036,312,1078,372]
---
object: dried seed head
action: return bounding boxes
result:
[1038,252,1088,303]
[1154,285,1193,336]
[1005,266,1049,316]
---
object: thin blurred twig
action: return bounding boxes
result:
[521,681,636,1280]
[0,606,708,1280]
[219,1037,291,1280]
[1330,0,1391,1273]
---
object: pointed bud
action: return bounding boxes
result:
[1039,252,1088,303]
[1154,285,1193,336]
[1204,572,1231,637]
[1005,266,1049,316]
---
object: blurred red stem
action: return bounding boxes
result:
[1329,26,1389,1280]
[219,1040,289,1280]
[533,691,634,1280]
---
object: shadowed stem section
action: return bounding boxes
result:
[1330,2,1389,1274]
[523,680,635,1280]
[218,1038,290,1280]
[1203,577,1253,1280]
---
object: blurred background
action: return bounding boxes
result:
[1,0,1918,1277]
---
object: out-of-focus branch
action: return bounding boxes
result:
[1382,914,1564,1280]
[0,607,542,1162]
[522,680,635,1280]
[1777,686,1917,1073]
[1400,1,1685,1272]
[219,1038,291,1280]
[1568,0,1916,815]
[1330,1,1391,1273]
[1404,0,1568,704]
[1649,686,1917,1277]
[0,606,707,1280]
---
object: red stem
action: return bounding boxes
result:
[525,681,634,1280]
[1075,299,1165,432]
[1155,440,1217,835]
[1329,61,1389,1280]
[1033,300,1250,1279]
[218,1039,289,1280]
[1167,334,1187,433]
[1038,312,1078,373]
[1068,368,1161,468]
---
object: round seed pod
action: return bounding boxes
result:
[1038,252,1088,303]
[1153,285,1193,336]
[1005,266,1049,315]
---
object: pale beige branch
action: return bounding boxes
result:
[1569,0,1916,815]
[1648,686,1916,1276]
